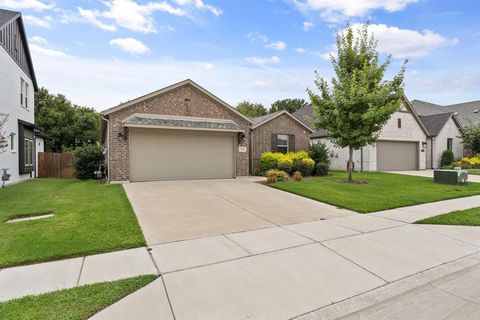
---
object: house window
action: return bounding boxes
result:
[20,78,25,107]
[277,134,289,153]
[10,133,15,151]
[24,138,33,166]
[398,118,402,128]
[25,82,29,109]
[447,138,453,151]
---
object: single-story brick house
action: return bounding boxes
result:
[100,79,313,182]
[293,97,463,171]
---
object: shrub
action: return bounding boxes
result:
[308,143,330,166]
[260,152,278,173]
[260,151,314,175]
[440,150,454,167]
[265,169,288,183]
[315,162,329,176]
[286,150,309,163]
[277,160,293,174]
[74,143,104,179]
[292,171,302,181]
[292,158,315,176]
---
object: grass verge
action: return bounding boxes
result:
[416,207,480,226]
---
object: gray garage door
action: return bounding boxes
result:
[129,128,235,181]
[377,141,418,171]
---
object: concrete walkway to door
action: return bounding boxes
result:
[123,178,355,245]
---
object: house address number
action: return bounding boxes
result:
[238,146,247,153]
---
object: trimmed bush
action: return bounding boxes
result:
[308,143,330,168]
[440,150,454,167]
[292,171,302,181]
[315,162,329,176]
[277,160,293,174]
[260,152,278,173]
[292,158,315,176]
[74,144,104,179]
[260,151,315,175]
[265,169,289,183]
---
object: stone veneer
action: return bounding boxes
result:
[251,113,311,174]
[107,84,251,181]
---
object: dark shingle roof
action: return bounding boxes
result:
[0,9,19,27]
[292,105,329,138]
[123,114,244,132]
[418,113,453,136]
[411,99,480,127]
[252,110,283,124]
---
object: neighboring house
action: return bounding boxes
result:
[0,9,42,186]
[293,98,438,171]
[250,110,313,174]
[412,99,480,127]
[100,79,313,182]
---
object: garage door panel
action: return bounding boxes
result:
[129,128,235,181]
[377,141,418,171]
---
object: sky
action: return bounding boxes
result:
[2,0,480,111]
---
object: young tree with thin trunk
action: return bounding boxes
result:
[0,113,9,154]
[308,24,407,182]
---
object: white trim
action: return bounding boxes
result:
[251,110,315,132]
[101,79,254,124]
[123,123,244,133]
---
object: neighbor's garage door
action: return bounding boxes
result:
[129,128,235,181]
[377,141,418,171]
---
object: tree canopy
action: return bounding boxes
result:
[270,98,308,113]
[236,101,268,117]
[461,123,480,155]
[308,24,406,181]
[35,88,100,152]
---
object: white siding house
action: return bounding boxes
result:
[0,9,40,186]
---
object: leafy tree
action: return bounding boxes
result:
[308,24,406,182]
[270,98,308,113]
[74,143,104,179]
[0,113,8,154]
[460,123,480,155]
[35,88,99,152]
[236,101,268,117]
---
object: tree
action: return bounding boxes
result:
[35,87,100,152]
[270,98,308,113]
[236,101,268,117]
[308,24,406,182]
[460,123,480,155]
[0,113,8,154]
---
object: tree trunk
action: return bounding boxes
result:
[348,146,353,182]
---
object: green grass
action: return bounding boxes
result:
[270,171,480,213]
[416,207,480,226]
[468,169,480,175]
[0,179,146,268]
[0,275,157,320]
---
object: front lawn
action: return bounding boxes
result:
[0,275,157,320]
[416,207,480,226]
[270,171,480,213]
[469,169,480,175]
[0,179,145,268]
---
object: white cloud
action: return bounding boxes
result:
[197,62,214,70]
[77,0,186,33]
[295,47,306,53]
[303,21,314,31]
[247,31,269,43]
[246,56,280,65]
[23,15,52,28]
[295,46,329,59]
[30,35,48,44]
[266,41,287,51]
[293,0,417,22]
[350,23,451,58]
[110,38,150,55]
[0,0,53,11]
[174,0,222,16]
[30,44,70,58]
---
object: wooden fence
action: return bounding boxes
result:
[38,152,75,178]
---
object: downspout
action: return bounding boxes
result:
[360,147,364,172]
[101,115,110,183]
[430,137,434,169]
[249,128,254,175]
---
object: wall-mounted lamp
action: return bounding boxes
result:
[117,132,125,141]
[422,141,427,148]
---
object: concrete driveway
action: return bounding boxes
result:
[124,178,354,245]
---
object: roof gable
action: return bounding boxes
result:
[418,113,454,136]
[101,79,253,124]
[251,110,314,132]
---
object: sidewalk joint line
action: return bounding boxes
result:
[160,275,177,320]
[76,257,85,286]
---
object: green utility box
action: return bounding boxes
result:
[434,169,468,185]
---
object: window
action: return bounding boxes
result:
[20,78,25,107]
[10,133,15,151]
[24,138,33,166]
[277,134,289,153]
[447,138,453,151]
[397,118,402,128]
[25,82,29,109]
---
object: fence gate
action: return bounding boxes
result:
[38,152,75,178]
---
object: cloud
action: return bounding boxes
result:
[295,46,328,59]
[30,44,70,58]
[0,0,53,11]
[247,31,269,43]
[266,41,287,51]
[295,47,306,53]
[110,38,150,55]
[173,0,222,16]
[246,56,280,65]
[303,21,314,31]
[23,15,52,28]
[30,35,48,44]
[197,62,214,70]
[77,8,117,32]
[292,0,418,22]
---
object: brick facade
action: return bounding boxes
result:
[106,83,251,181]
[251,113,311,174]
